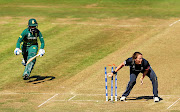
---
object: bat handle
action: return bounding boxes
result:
[37,53,40,56]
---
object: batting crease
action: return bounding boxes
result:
[68,95,76,101]
[52,23,157,27]
[38,93,59,107]
[167,98,180,109]
[1,93,180,97]
[1,92,180,109]
[169,19,180,26]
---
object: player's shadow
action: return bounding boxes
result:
[127,96,163,101]
[27,75,55,84]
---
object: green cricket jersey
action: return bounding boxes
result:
[16,28,45,49]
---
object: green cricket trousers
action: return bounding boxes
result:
[22,45,38,77]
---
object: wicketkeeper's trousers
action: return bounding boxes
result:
[122,67,158,97]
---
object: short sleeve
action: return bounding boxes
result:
[124,58,133,66]
[143,59,150,70]
[38,31,45,49]
[16,29,27,48]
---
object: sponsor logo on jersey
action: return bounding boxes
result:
[27,37,37,39]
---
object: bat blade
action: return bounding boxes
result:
[26,54,39,65]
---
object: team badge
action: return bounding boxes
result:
[32,20,35,24]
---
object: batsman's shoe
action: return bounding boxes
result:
[21,58,26,66]
[120,96,126,101]
[23,74,29,80]
[154,97,159,102]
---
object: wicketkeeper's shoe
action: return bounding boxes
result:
[120,96,126,101]
[23,74,29,80]
[154,97,159,102]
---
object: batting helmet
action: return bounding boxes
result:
[28,18,38,27]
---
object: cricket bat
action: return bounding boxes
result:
[26,54,40,65]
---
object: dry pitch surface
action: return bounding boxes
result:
[0,17,180,112]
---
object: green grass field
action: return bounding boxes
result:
[0,0,180,112]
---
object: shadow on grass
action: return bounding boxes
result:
[127,96,163,101]
[27,75,55,84]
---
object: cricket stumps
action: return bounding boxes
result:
[105,66,118,101]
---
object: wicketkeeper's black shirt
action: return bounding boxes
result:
[124,57,150,73]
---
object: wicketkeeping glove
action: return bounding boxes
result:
[14,48,22,55]
[38,49,45,57]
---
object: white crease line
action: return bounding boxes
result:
[38,94,59,107]
[0,93,20,94]
[1,93,180,97]
[160,95,180,97]
[169,20,180,26]
[52,100,103,102]
[125,101,148,102]
[68,95,76,101]
[76,94,104,96]
[71,100,102,102]
[167,98,180,109]
[52,23,157,27]
[52,100,66,102]
[0,93,56,95]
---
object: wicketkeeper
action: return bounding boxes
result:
[14,18,45,80]
[108,52,159,102]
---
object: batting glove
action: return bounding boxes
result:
[14,48,22,55]
[38,49,45,57]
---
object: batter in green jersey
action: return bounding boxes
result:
[14,18,45,80]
